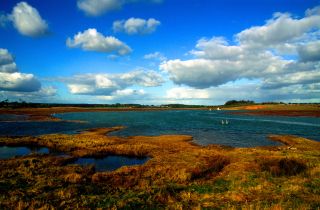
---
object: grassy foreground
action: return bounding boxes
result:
[0,128,319,209]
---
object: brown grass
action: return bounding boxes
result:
[226,104,320,117]
[259,157,307,176]
[0,127,320,208]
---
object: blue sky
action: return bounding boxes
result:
[0,0,320,104]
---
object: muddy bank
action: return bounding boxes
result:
[233,110,320,117]
[226,104,320,117]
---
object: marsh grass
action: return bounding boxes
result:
[0,128,319,209]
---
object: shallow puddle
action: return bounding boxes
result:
[0,146,49,159]
[73,156,150,171]
[0,146,149,171]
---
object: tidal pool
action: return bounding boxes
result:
[73,156,150,171]
[0,146,49,159]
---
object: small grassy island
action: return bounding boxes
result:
[0,126,320,209]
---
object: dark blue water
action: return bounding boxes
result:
[56,110,320,147]
[73,156,149,171]
[0,110,319,147]
[0,114,27,121]
[0,146,49,159]
[0,121,89,136]
[0,145,148,171]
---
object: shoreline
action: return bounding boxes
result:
[0,105,320,122]
[0,107,207,122]
[232,110,320,117]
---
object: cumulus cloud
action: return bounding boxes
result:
[164,81,320,105]
[0,72,41,92]
[236,12,320,49]
[1,86,58,102]
[63,69,163,96]
[161,6,320,94]
[113,18,160,35]
[97,89,146,101]
[0,48,41,92]
[144,52,167,61]
[160,52,289,88]
[77,0,122,16]
[0,49,18,73]
[10,2,49,37]
[120,70,164,87]
[298,41,320,62]
[262,70,320,89]
[77,0,163,16]
[66,28,132,55]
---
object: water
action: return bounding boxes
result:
[0,114,27,121]
[0,110,319,147]
[73,156,150,171]
[0,121,89,136]
[0,146,49,159]
[0,145,148,171]
[55,110,320,147]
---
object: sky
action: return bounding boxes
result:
[0,0,320,105]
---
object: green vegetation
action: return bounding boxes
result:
[0,128,319,209]
[224,99,255,106]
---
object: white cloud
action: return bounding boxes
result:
[305,6,320,16]
[161,5,320,95]
[120,70,164,87]
[63,69,163,96]
[10,2,49,37]
[298,41,320,62]
[1,86,58,102]
[113,18,160,35]
[0,48,18,73]
[262,70,320,89]
[97,88,146,102]
[160,53,289,88]
[66,28,132,55]
[0,49,41,92]
[77,0,163,16]
[0,72,41,92]
[166,87,210,99]
[144,52,167,61]
[164,81,320,105]
[37,86,57,96]
[236,12,320,49]
[68,84,97,95]
[190,37,243,60]
[115,88,145,97]
[77,0,123,16]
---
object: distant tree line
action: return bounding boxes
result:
[160,104,207,108]
[0,99,318,109]
[0,100,207,109]
[224,100,255,106]
[0,100,156,109]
